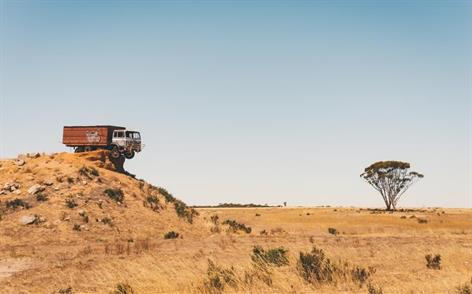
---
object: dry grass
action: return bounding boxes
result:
[0,152,471,293]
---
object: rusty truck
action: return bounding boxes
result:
[62,125,143,159]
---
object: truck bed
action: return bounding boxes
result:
[63,125,125,147]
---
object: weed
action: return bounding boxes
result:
[174,200,198,223]
[114,283,135,294]
[425,254,441,269]
[222,219,251,234]
[367,283,384,294]
[157,187,176,203]
[105,188,124,203]
[6,198,30,209]
[210,215,220,225]
[351,266,374,286]
[100,217,113,226]
[328,227,338,235]
[36,193,48,202]
[57,286,73,294]
[145,195,161,211]
[164,231,180,239]
[255,213,261,217]
[251,246,289,266]
[204,260,237,293]
[65,198,78,209]
[297,246,345,284]
[79,166,99,179]
[418,218,428,224]
[73,224,81,231]
[456,284,472,294]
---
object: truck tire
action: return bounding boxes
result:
[124,150,135,159]
[75,147,85,153]
[110,145,121,159]
[84,146,92,152]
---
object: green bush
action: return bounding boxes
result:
[105,188,124,203]
[114,283,134,294]
[6,198,30,209]
[425,254,441,269]
[328,227,338,235]
[204,260,237,293]
[297,246,338,284]
[251,246,289,267]
[174,200,198,223]
[222,219,251,234]
[145,195,161,211]
[164,231,180,239]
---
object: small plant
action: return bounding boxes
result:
[67,177,75,184]
[57,286,73,294]
[65,198,78,209]
[164,231,180,239]
[351,266,374,286]
[222,219,251,234]
[145,195,161,211]
[204,260,237,292]
[101,217,113,226]
[251,246,289,267]
[105,188,124,203]
[456,284,472,294]
[367,283,384,294]
[79,166,99,179]
[73,224,81,231]
[297,246,339,284]
[36,193,48,202]
[157,187,176,203]
[255,213,261,217]
[425,254,441,269]
[114,283,134,294]
[174,200,198,223]
[417,218,428,224]
[6,198,30,210]
[210,214,220,225]
[328,227,338,235]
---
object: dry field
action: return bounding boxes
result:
[0,152,471,293]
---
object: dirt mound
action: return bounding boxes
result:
[0,151,200,254]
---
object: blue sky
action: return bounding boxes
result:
[0,0,470,207]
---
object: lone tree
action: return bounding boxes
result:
[360,161,424,211]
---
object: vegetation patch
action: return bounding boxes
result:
[222,219,251,234]
[251,246,289,267]
[6,198,30,210]
[65,198,78,209]
[164,231,180,239]
[425,254,441,270]
[35,193,48,202]
[328,227,338,235]
[105,188,124,203]
[174,200,198,223]
[145,195,161,212]
[79,166,99,179]
[367,283,384,294]
[114,283,135,294]
[203,260,237,293]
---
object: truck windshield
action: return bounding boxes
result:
[126,131,141,139]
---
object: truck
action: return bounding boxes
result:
[62,125,143,159]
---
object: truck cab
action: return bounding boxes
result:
[111,129,142,159]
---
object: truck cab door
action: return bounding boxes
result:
[112,130,126,148]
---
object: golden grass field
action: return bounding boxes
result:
[0,152,471,293]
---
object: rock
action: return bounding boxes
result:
[13,190,21,195]
[20,215,37,225]
[15,159,26,166]
[0,190,5,195]
[43,180,54,186]
[28,184,45,195]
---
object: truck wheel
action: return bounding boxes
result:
[110,146,121,159]
[75,147,85,153]
[84,146,92,152]
[124,150,135,159]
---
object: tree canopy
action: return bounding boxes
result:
[360,161,424,211]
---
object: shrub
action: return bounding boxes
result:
[351,266,374,286]
[255,213,261,217]
[105,188,124,203]
[367,283,384,294]
[297,246,339,284]
[174,200,198,223]
[79,166,99,179]
[65,198,78,209]
[6,198,30,209]
[73,224,81,231]
[57,287,73,294]
[36,193,48,202]
[145,195,161,211]
[417,218,428,224]
[210,215,220,225]
[164,231,180,239]
[204,260,237,292]
[328,227,338,235]
[456,284,472,294]
[114,283,135,294]
[251,246,289,267]
[157,187,176,203]
[222,219,251,234]
[425,254,441,269]
[101,217,113,226]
